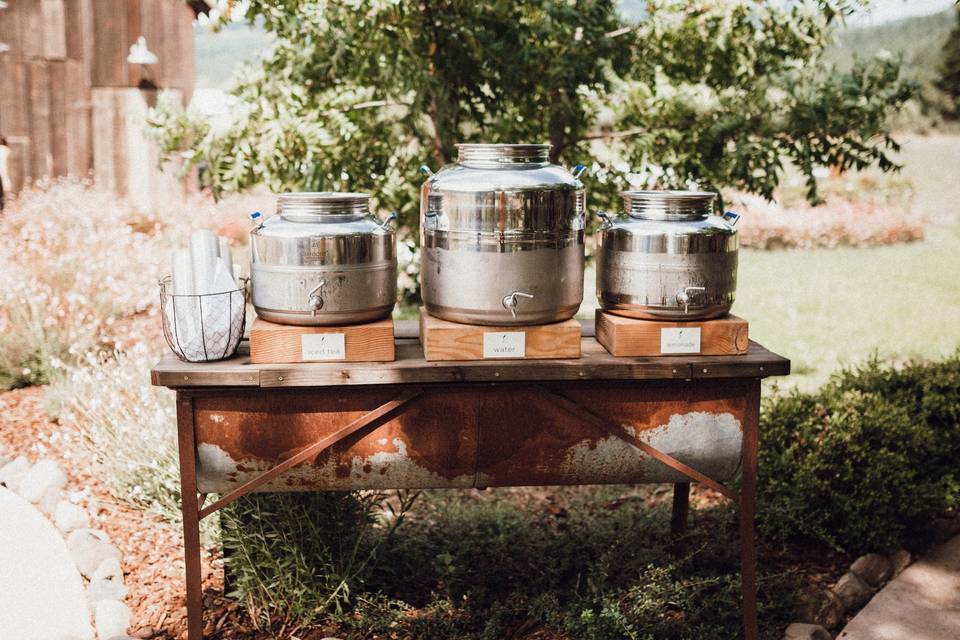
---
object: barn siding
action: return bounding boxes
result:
[0,0,196,198]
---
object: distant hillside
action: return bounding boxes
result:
[194,21,272,89]
[826,9,955,82]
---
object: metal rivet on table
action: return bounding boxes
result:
[672,368,677,374]
[759,366,764,372]
[494,371,500,377]
[277,375,284,381]
[702,368,708,373]
[183,375,189,381]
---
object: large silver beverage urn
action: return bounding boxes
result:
[420,143,585,325]
[250,192,397,326]
[596,190,739,320]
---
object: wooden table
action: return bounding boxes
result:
[152,319,789,639]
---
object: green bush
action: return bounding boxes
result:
[758,353,960,553]
[220,490,417,628]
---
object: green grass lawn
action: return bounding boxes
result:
[738,135,960,389]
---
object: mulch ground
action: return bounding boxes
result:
[0,387,251,639]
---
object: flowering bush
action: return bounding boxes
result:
[731,173,924,250]
[0,178,267,388]
[48,346,181,518]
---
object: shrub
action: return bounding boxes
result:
[758,353,960,553]
[0,178,271,389]
[48,347,185,523]
[220,490,418,629]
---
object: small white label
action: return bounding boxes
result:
[660,327,701,354]
[301,333,346,361]
[483,331,526,359]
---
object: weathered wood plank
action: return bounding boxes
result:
[26,60,52,180]
[20,0,45,59]
[0,0,24,55]
[5,137,30,193]
[162,0,195,101]
[91,0,128,86]
[153,323,789,389]
[64,59,92,177]
[41,0,67,60]
[48,61,68,176]
[63,0,88,61]
[0,60,30,137]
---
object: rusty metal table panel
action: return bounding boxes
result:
[192,387,479,493]
[476,380,750,487]
[188,380,751,493]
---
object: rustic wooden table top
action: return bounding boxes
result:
[151,319,790,389]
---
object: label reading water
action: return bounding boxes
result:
[660,327,701,354]
[483,332,526,359]
[301,333,346,361]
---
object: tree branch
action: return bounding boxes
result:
[583,127,647,141]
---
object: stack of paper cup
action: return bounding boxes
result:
[166,230,244,361]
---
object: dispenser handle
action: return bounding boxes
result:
[308,280,325,316]
[502,291,535,318]
[676,286,706,315]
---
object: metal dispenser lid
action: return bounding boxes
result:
[277,192,370,220]
[456,143,551,166]
[621,190,716,221]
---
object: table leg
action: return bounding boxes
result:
[740,382,761,640]
[670,482,690,536]
[176,392,204,640]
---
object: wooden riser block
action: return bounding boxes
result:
[419,309,581,362]
[250,317,395,364]
[595,310,749,357]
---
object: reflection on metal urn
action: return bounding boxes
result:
[597,191,739,320]
[250,192,397,326]
[420,143,586,325]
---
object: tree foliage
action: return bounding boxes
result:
[937,6,960,117]
[152,0,913,225]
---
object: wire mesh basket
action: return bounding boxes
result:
[159,276,247,363]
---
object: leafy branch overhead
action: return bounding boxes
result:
[151,0,913,221]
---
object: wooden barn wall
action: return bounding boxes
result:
[0,0,195,194]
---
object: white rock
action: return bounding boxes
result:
[17,459,67,503]
[37,486,61,516]
[833,571,873,610]
[784,622,831,640]
[0,486,94,639]
[66,528,121,579]
[54,500,91,533]
[0,456,31,492]
[91,557,125,585]
[95,599,131,640]
[86,576,129,611]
